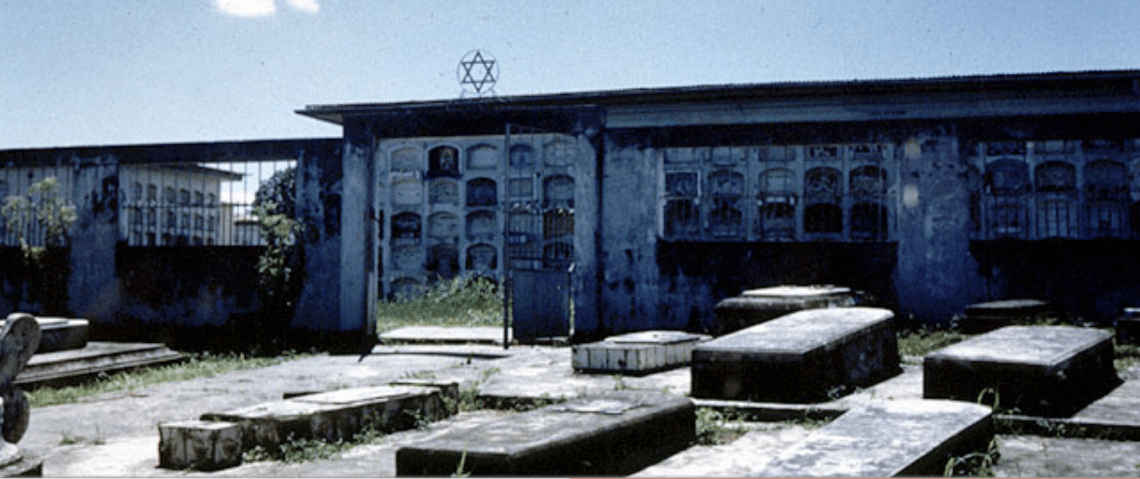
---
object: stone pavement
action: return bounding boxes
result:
[17,332,1140,477]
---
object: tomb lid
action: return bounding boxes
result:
[1122,307,1140,319]
[926,325,1112,367]
[699,307,893,354]
[549,397,650,415]
[965,298,1050,311]
[292,385,432,405]
[607,330,709,345]
[742,285,851,297]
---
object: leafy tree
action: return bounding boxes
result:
[1,177,77,314]
[251,167,303,350]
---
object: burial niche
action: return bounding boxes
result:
[466,178,497,207]
[428,146,460,178]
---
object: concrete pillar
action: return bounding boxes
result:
[571,133,599,338]
[338,125,375,335]
[293,144,343,332]
[893,129,986,325]
[68,155,120,321]
[597,135,660,336]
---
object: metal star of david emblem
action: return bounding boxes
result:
[457,49,498,95]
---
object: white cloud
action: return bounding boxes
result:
[285,0,320,14]
[213,0,277,17]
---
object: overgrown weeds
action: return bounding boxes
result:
[375,275,503,335]
[694,407,750,446]
[28,350,306,408]
[896,327,969,358]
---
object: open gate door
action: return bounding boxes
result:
[503,126,576,344]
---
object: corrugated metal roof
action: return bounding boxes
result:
[297,69,1140,125]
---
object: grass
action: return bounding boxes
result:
[27,350,307,408]
[896,327,969,358]
[375,275,504,335]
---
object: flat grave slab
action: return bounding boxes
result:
[395,392,694,476]
[379,326,511,345]
[754,399,993,477]
[691,307,900,403]
[924,325,1119,417]
[961,298,1056,333]
[571,330,710,375]
[200,385,449,452]
[16,341,182,388]
[712,285,858,335]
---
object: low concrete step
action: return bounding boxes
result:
[395,392,694,476]
[754,399,994,477]
[0,316,89,353]
[924,325,1119,416]
[692,307,900,403]
[16,342,183,388]
[572,330,710,375]
[200,385,450,453]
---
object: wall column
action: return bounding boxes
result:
[68,155,120,320]
[338,124,375,336]
[893,128,986,324]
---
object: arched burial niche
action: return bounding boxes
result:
[1084,159,1129,238]
[984,158,1030,239]
[428,146,460,178]
[391,212,422,241]
[543,175,575,208]
[804,167,842,234]
[467,144,499,170]
[427,212,459,244]
[389,277,421,301]
[510,144,535,168]
[466,243,498,274]
[466,178,497,207]
[1034,161,1077,239]
[426,243,459,281]
[466,210,496,241]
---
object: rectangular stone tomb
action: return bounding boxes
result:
[200,385,449,451]
[0,316,88,353]
[1115,307,1140,345]
[924,325,1120,417]
[754,400,993,477]
[961,299,1056,333]
[691,307,900,403]
[395,392,695,476]
[712,285,858,335]
[158,420,243,471]
[571,330,711,375]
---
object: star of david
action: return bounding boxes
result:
[458,50,497,94]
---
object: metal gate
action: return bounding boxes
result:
[503,125,574,344]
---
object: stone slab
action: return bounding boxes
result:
[1115,307,1140,344]
[380,326,511,345]
[754,400,993,477]
[924,325,1119,416]
[201,385,449,451]
[158,420,242,471]
[15,342,183,388]
[0,449,41,477]
[0,315,89,354]
[712,285,859,335]
[571,330,710,375]
[742,285,852,297]
[395,392,695,476]
[961,298,1056,333]
[691,307,900,403]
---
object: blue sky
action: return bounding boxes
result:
[2,0,1138,149]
